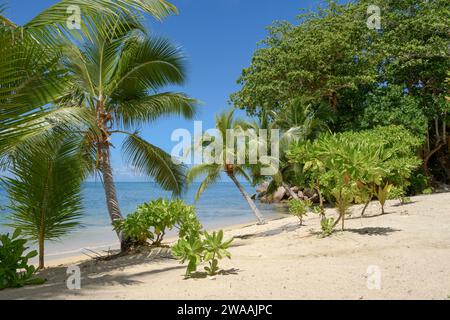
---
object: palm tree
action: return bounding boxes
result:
[57,15,196,250]
[1,1,178,158]
[187,110,266,225]
[1,4,197,251]
[2,137,89,269]
[252,99,332,201]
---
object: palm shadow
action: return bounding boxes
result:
[0,247,181,300]
[187,268,240,280]
[234,223,301,240]
[345,227,401,236]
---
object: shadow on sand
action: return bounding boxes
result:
[0,247,182,300]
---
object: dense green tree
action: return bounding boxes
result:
[231,0,449,183]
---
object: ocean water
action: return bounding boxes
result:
[0,181,288,261]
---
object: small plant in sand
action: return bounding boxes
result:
[0,229,45,290]
[114,199,202,249]
[376,183,393,215]
[320,218,335,237]
[172,230,233,277]
[389,187,412,205]
[288,199,312,226]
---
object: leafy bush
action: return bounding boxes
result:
[0,229,44,290]
[288,125,422,231]
[320,218,335,237]
[114,199,202,248]
[288,199,311,225]
[172,230,233,277]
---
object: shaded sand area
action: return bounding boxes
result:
[1,193,450,300]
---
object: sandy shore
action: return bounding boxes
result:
[1,192,450,300]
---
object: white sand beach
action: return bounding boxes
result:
[1,192,450,300]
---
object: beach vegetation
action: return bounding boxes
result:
[187,110,266,225]
[232,0,449,185]
[0,229,44,290]
[0,0,196,253]
[288,199,311,226]
[320,218,335,237]
[172,230,233,277]
[114,199,202,249]
[288,125,422,231]
[2,138,87,269]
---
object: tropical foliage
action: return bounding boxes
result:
[231,0,449,184]
[172,230,233,277]
[1,0,197,252]
[2,138,88,269]
[187,110,266,224]
[288,199,311,226]
[114,199,202,249]
[0,229,44,289]
[288,125,422,231]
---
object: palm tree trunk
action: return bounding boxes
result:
[228,173,266,225]
[282,182,298,199]
[99,143,128,250]
[38,234,44,270]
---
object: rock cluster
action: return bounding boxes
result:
[254,182,319,204]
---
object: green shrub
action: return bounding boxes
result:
[320,218,335,237]
[114,199,202,248]
[0,229,44,290]
[409,171,430,195]
[422,188,433,195]
[288,199,311,225]
[288,125,422,231]
[172,230,233,277]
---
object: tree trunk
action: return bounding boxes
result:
[38,235,44,270]
[282,182,298,199]
[228,173,266,225]
[361,195,373,217]
[99,143,127,250]
[315,184,325,220]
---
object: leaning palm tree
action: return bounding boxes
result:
[187,110,266,225]
[259,99,333,200]
[2,137,89,269]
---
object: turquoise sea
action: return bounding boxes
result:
[0,182,287,261]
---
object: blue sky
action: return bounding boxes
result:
[4,0,322,181]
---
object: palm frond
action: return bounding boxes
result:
[122,132,186,196]
[108,36,187,100]
[187,164,222,202]
[113,92,197,129]
[2,137,87,241]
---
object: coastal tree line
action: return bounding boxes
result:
[0,0,449,286]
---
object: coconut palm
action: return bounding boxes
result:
[55,15,196,250]
[187,110,266,225]
[1,1,178,158]
[251,99,332,201]
[1,4,197,250]
[2,137,89,269]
